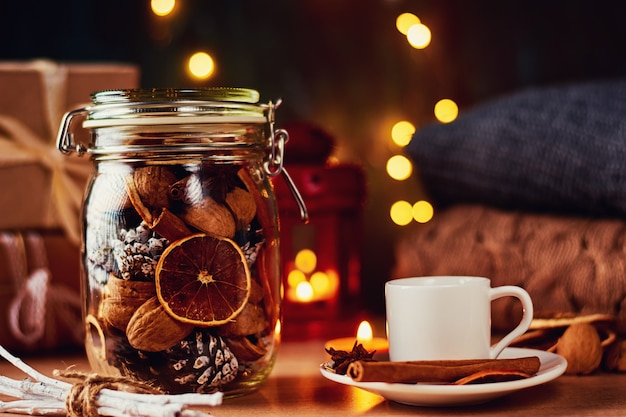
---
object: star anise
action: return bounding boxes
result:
[325,341,376,375]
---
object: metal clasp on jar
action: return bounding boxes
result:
[56,100,309,224]
[56,107,89,156]
[264,99,309,224]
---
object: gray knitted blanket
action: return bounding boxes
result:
[408,80,626,217]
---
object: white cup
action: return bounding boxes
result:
[385,276,533,361]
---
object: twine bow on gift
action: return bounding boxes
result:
[2,233,83,348]
[0,60,92,245]
[8,267,48,347]
[0,115,90,245]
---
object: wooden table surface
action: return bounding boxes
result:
[1,340,625,416]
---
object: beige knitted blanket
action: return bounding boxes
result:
[391,204,626,334]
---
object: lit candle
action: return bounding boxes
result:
[324,320,389,353]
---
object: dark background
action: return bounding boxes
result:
[3,0,626,315]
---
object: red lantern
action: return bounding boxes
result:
[273,123,366,339]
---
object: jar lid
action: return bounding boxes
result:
[83,88,268,128]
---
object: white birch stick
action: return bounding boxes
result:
[0,343,221,417]
[0,345,70,391]
[0,399,65,415]
[0,376,68,401]
[95,389,224,408]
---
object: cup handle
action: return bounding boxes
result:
[488,286,534,359]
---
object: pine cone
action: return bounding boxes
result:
[115,329,239,394]
[111,222,169,281]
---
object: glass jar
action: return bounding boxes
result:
[56,88,306,397]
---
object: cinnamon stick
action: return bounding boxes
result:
[151,207,193,241]
[346,356,541,384]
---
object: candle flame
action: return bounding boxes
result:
[356,320,373,342]
[274,319,282,338]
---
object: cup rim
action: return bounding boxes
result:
[386,276,490,289]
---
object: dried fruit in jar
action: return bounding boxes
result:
[156,233,251,326]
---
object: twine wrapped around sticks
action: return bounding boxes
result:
[0,343,222,417]
[392,204,626,334]
[55,370,162,417]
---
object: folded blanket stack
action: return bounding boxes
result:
[394,80,626,334]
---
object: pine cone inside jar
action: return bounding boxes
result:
[116,329,239,394]
[111,221,169,281]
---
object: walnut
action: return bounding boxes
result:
[556,323,603,375]
[100,275,156,331]
[216,302,268,337]
[180,196,236,238]
[101,297,146,332]
[225,336,267,361]
[126,296,194,352]
[225,186,257,227]
[133,166,178,209]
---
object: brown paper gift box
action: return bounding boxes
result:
[0,60,139,352]
[0,60,139,233]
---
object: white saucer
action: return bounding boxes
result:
[320,347,567,407]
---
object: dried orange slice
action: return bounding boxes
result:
[455,369,533,385]
[155,233,251,326]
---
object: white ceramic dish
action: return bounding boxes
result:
[320,347,567,407]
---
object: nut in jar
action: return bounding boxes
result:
[57,88,307,397]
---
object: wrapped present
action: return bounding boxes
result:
[0,60,139,242]
[0,60,139,351]
[0,232,83,352]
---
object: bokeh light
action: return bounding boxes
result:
[407,23,432,49]
[295,281,314,302]
[413,200,434,223]
[294,249,317,274]
[287,269,306,289]
[391,120,416,147]
[188,52,215,79]
[325,269,340,293]
[434,98,459,123]
[151,0,175,16]
[396,13,420,35]
[309,271,330,296]
[390,200,414,226]
[386,155,413,181]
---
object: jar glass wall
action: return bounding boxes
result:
[59,89,287,398]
